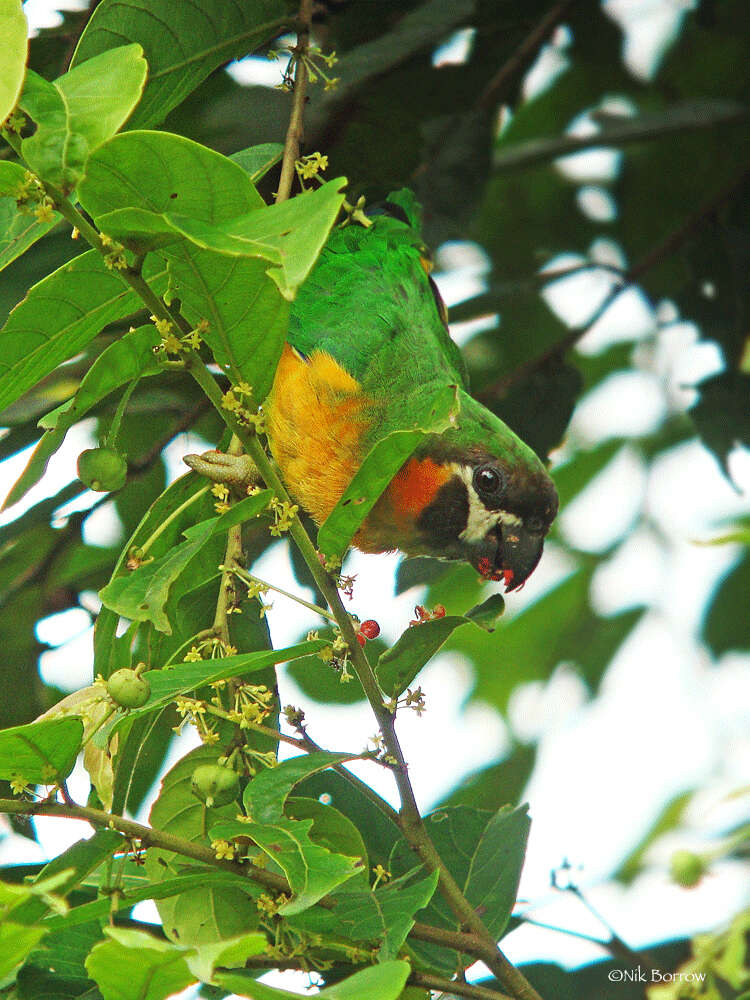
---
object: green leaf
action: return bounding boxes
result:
[703,552,750,655]
[0,250,167,414]
[613,790,695,885]
[690,372,750,479]
[217,959,411,1000]
[0,197,59,274]
[318,384,461,558]
[85,927,194,1000]
[390,804,530,973]
[17,920,105,1000]
[146,746,261,944]
[0,717,82,783]
[78,130,264,232]
[291,869,439,961]
[377,595,504,698]
[211,815,364,915]
[98,490,271,633]
[187,931,267,984]
[4,324,161,510]
[155,178,348,298]
[71,0,290,129]
[243,751,358,824]
[297,771,401,873]
[115,641,323,726]
[0,923,48,981]
[11,829,122,925]
[286,797,370,891]
[19,46,147,192]
[0,0,27,124]
[231,143,285,182]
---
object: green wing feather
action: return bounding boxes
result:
[287,191,468,396]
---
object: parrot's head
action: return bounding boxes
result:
[383,393,558,592]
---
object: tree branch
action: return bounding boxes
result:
[276,0,313,203]
[479,0,579,110]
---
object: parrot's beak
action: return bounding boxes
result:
[471,522,546,593]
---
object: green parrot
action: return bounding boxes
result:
[261,190,558,592]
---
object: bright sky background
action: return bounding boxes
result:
[2,0,749,995]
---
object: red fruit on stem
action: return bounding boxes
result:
[356,633,367,646]
[360,619,380,639]
[432,605,446,618]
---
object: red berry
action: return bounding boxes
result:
[356,633,367,646]
[360,619,380,639]
[432,605,446,619]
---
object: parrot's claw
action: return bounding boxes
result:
[183,450,259,489]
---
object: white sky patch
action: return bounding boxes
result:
[542,259,622,329]
[35,606,90,646]
[577,285,656,353]
[23,0,88,34]
[571,370,668,443]
[38,624,95,690]
[227,53,290,89]
[576,184,618,222]
[604,0,699,80]
[432,26,476,68]
[559,445,646,553]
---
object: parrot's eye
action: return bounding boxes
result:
[473,464,504,502]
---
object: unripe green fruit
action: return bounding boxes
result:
[77,447,127,492]
[670,850,706,888]
[107,668,151,709]
[191,763,240,809]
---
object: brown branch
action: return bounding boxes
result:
[479,0,579,110]
[479,163,750,401]
[276,0,313,204]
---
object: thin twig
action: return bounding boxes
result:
[479,163,750,401]
[479,0,579,110]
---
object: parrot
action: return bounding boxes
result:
[190,190,558,592]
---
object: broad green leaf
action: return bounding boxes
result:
[4,324,161,510]
[47,870,256,930]
[146,746,262,944]
[0,161,26,196]
[157,178,348,298]
[231,143,285,182]
[377,595,504,698]
[290,869,439,961]
[217,959,411,999]
[113,641,324,727]
[0,717,82,783]
[78,130,264,233]
[187,931,267,984]
[99,490,271,632]
[467,571,645,713]
[243,751,358,824]
[286,797,370,891]
[0,198,59,274]
[71,0,290,129]
[298,771,401,873]
[318,384,461,558]
[690,372,750,479]
[19,46,147,192]
[390,805,530,973]
[0,0,27,123]
[11,830,122,925]
[211,815,364,915]
[0,923,47,981]
[437,743,537,812]
[703,551,750,655]
[17,920,106,1000]
[0,250,167,414]
[85,927,194,1000]
[166,250,290,399]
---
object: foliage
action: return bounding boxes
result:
[0,1,749,999]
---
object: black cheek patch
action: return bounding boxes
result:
[416,478,469,546]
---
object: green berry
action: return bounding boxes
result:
[191,763,240,809]
[107,668,151,709]
[670,850,706,887]
[77,447,127,492]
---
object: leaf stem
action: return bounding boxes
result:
[231,564,338,623]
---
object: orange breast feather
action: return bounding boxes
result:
[266,344,373,525]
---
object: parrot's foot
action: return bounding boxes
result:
[183,449,260,489]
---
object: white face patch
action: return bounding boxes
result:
[451,464,522,544]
